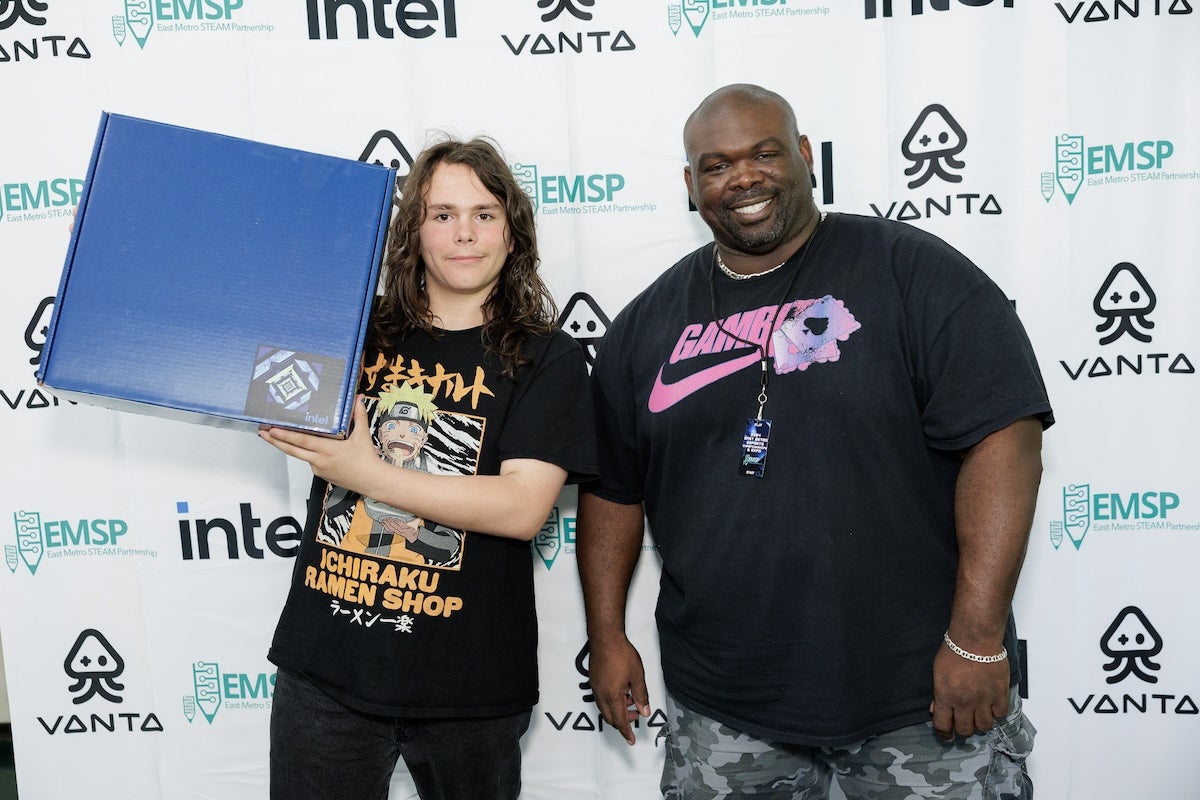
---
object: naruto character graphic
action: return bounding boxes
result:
[320,384,464,567]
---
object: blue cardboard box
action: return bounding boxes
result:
[38,113,395,437]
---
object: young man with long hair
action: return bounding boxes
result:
[260,137,596,800]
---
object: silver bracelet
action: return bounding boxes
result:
[943,632,1008,664]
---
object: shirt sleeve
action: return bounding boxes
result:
[918,277,1054,451]
[496,331,599,484]
[585,311,646,505]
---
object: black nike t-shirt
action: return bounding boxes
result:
[589,212,1052,746]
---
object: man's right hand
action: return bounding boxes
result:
[589,635,651,745]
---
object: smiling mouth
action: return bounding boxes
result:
[731,197,773,216]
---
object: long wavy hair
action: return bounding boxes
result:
[371,136,557,379]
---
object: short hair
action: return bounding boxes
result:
[373,136,557,378]
[683,83,801,161]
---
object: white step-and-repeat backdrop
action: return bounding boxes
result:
[2,1,1197,797]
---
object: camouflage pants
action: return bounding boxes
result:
[660,689,1034,799]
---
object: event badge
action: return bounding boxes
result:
[740,417,772,478]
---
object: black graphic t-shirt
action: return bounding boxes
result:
[589,213,1053,746]
[269,326,596,717]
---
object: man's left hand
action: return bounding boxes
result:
[930,642,1010,741]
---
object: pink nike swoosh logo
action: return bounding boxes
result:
[648,350,761,412]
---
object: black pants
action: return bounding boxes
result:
[269,668,531,800]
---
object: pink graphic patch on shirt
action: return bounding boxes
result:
[771,295,862,374]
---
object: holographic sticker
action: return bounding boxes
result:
[772,295,861,375]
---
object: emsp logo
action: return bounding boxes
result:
[0,177,83,223]
[184,661,275,724]
[1041,133,1176,205]
[668,0,710,36]
[9,509,133,576]
[512,162,625,211]
[112,0,249,49]
[1050,483,1183,550]
[534,506,577,569]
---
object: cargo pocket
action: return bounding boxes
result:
[984,697,1036,800]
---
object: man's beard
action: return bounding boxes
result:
[707,188,810,255]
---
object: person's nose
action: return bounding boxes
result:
[453,218,476,244]
[726,158,764,191]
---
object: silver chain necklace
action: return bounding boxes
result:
[714,211,827,280]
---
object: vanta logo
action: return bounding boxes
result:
[1040,132,1192,205]
[556,292,610,371]
[1058,262,1194,381]
[0,0,48,29]
[543,642,669,739]
[38,629,164,735]
[502,0,634,55]
[870,104,1001,220]
[184,661,275,724]
[65,629,125,704]
[1101,606,1162,684]
[1055,0,1194,23]
[359,129,414,194]
[305,0,457,40]
[1068,607,1197,715]
[1048,482,1194,552]
[111,0,270,50]
[0,0,91,62]
[865,0,1013,19]
[2,296,73,414]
